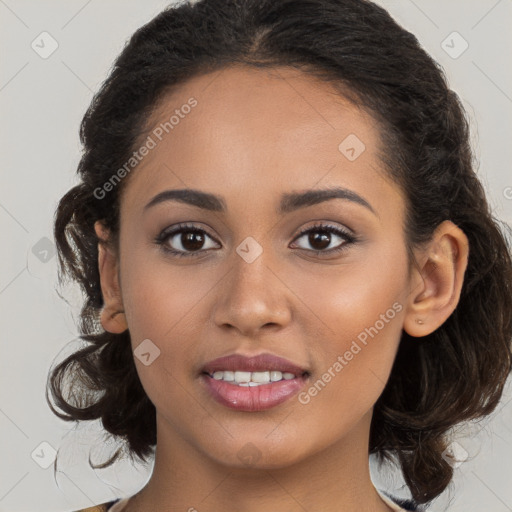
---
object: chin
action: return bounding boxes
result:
[201,437,313,471]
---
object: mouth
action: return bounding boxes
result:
[200,353,310,412]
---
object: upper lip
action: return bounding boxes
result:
[201,353,310,376]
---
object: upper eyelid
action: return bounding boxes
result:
[158,222,354,247]
[294,221,354,237]
[159,223,220,242]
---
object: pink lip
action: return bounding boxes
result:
[200,353,310,412]
[201,353,309,375]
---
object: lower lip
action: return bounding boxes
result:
[201,374,308,412]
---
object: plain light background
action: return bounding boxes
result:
[1,1,511,511]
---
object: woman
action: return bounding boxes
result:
[46,0,512,511]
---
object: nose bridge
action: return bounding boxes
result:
[212,240,291,334]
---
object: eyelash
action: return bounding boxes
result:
[154,222,357,259]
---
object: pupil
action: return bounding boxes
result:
[179,231,333,252]
[182,231,204,251]
[310,232,330,250]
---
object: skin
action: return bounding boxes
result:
[94,65,469,512]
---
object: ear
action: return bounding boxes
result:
[403,220,469,337]
[94,220,128,334]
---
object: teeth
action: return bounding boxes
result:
[270,371,282,382]
[251,371,270,383]
[234,371,251,383]
[223,371,235,381]
[210,370,298,385]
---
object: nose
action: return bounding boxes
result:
[212,247,292,337]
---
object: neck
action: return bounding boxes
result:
[126,409,394,512]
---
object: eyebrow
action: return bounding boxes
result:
[144,187,377,216]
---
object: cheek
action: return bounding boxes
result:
[119,248,217,344]
[294,239,407,345]
[291,243,408,405]
[118,248,225,408]
[118,253,208,415]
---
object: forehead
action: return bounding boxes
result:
[121,64,400,216]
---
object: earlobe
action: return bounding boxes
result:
[94,221,128,334]
[99,305,128,334]
[403,220,469,338]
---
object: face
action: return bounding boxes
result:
[111,65,413,468]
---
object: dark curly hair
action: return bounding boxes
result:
[46,0,512,506]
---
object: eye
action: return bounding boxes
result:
[154,221,357,259]
[290,222,356,256]
[155,223,220,258]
